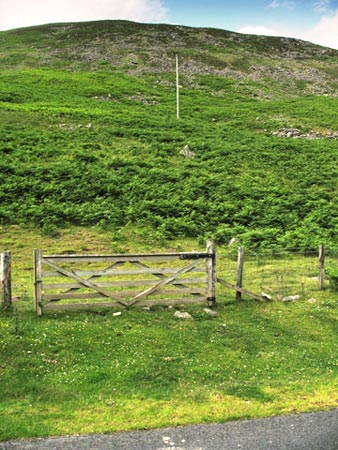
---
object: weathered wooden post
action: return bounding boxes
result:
[206,239,216,306]
[236,247,244,301]
[319,244,325,291]
[34,249,43,316]
[1,251,12,310]
[176,54,180,119]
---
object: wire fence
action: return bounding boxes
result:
[2,240,338,309]
[217,248,338,300]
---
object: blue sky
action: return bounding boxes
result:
[1,0,338,49]
[168,0,319,31]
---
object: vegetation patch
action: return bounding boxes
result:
[0,61,337,250]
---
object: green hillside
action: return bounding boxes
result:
[1,20,338,250]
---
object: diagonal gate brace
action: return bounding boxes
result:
[128,260,200,306]
[43,258,129,307]
[131,260,203,296]
[61,261,125,297]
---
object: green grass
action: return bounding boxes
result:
[1,289,337,440]
[0,22,338,251]
[0,226,337,441]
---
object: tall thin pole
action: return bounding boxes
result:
[176,54,180,119]
[236,247,244,301]
[319,244,325,290]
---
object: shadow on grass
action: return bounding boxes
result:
[225,385,275,403]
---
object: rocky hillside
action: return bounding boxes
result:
[1,20,338,96]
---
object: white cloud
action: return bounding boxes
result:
[237,9,338,50]
[267,0,280,8]
[313,0,331,14]
[267,1,295,9]
[0,0,168,31]
[298,11,338,49]
[237,25,284,37]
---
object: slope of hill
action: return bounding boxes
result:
[0,21,337,250]
[2,20,338,95]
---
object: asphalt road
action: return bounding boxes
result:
[1,409,337,450]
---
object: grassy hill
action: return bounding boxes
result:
[1,20,338,250]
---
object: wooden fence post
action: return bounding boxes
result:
[206,239,216,306]
[319,244,325,291]
[176,54,180,120]
[1,251,12,310]
[34,249,43,316]
[236,247,244,301]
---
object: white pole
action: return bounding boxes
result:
[176,54,180,119]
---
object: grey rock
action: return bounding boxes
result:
[204,308,218,318]
[282,295,300,302]
[180,145,195,158]
[174,311,193,320]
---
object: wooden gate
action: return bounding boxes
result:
[34,241,216,315]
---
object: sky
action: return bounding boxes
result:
[1,0,338,50]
